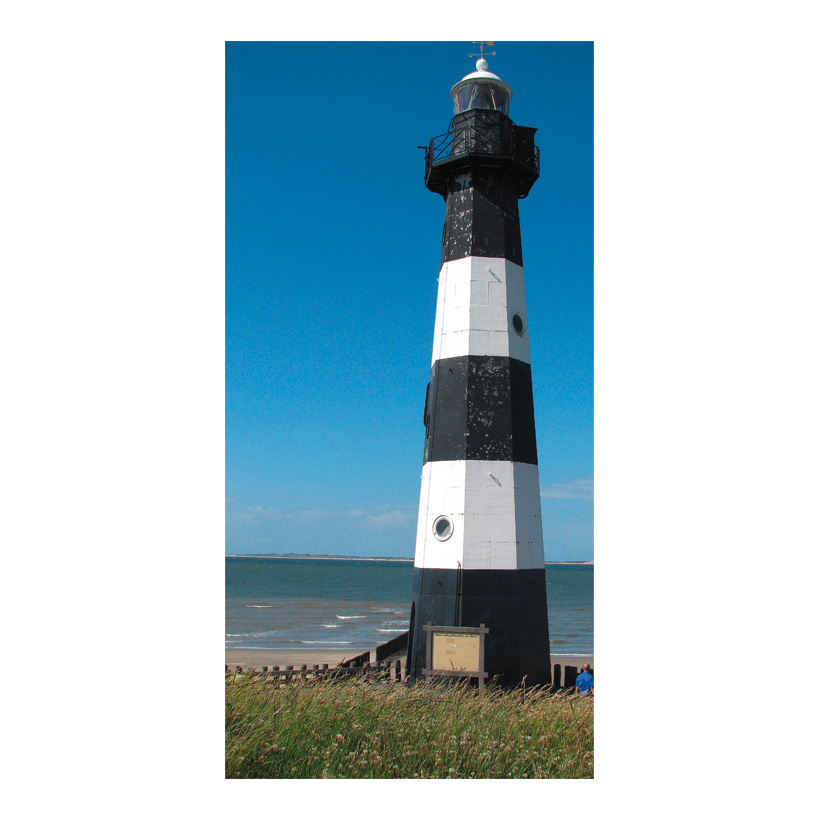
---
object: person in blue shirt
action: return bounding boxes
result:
[575,663,594,697]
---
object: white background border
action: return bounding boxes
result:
[3,1,818,812]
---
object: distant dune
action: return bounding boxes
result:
[226,553,413,562]
[547,561,594,565]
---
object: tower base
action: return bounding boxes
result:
[407,567,551,687]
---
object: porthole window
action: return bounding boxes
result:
[432,515,454,541]
[511,312,525,336]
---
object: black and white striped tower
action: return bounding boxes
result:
[406,53,551,687]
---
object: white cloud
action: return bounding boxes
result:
[230,503,412,529]
[541,476,594,501]
[366,508,411,527]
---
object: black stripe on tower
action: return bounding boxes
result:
[423,355,538,465]
[440,168,523,266]
[407,567,552,687]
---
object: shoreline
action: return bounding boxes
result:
[226,648,360,668]
[226,554,593,566]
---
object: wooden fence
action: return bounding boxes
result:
[339,650,371,667]
[225,660,590,691]
[225,631,590,692]
[374,631,409,662]
[226,659,402,682]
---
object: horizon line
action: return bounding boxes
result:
[225,552,594,564]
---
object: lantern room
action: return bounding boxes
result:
[450,58,513,115]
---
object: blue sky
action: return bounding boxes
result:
[226,41,593,559]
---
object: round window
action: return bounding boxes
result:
[512,312,525,336]
[432,515,454,541]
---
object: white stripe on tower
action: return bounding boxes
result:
[415,460,544,570]
[430,257,531,366]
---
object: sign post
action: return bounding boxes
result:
[421,622,489,691]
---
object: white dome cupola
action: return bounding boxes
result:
[450,57,513,115]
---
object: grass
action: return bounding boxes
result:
[225,672,593,779]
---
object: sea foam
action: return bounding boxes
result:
[300,640,353,645]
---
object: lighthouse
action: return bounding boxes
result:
[406,53,551,687]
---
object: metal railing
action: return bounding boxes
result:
[430,125,508,163]
[425,120,540,198]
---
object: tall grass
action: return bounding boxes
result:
[226,674,593,778]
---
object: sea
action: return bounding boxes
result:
[226,557,593,655]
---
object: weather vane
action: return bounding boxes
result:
[468,41,496,61]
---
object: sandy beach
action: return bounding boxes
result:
[226,648,357,669]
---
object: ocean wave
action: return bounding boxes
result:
[245,605,273,608]
[336,615,365,620]
[375,628,405,633]
[321,624,340,629]
[299,640,354,645]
